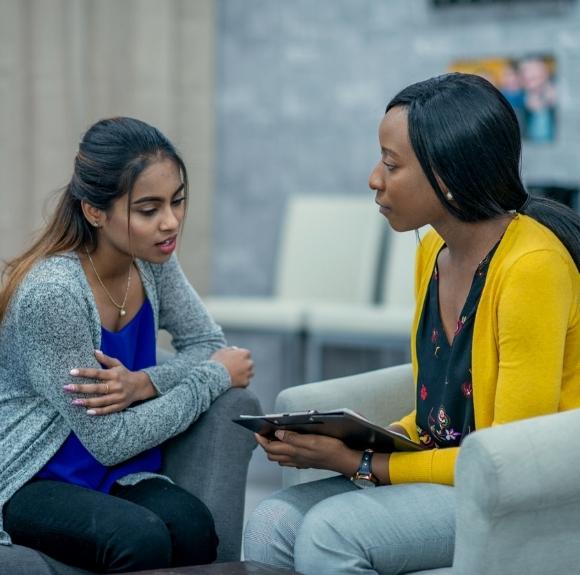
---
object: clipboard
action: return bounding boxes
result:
[233,408,424,452]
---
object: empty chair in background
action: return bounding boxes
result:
[205,194,384,390]
[304,227,426,382]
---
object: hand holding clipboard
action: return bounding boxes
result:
[233,408,423,452]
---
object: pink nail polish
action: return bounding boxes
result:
[63,385,75,392]
[72,399,85,406]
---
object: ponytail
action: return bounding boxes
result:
[0,185,95,323]
[520,195,580,271]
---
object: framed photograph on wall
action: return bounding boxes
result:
[449,54,557,143]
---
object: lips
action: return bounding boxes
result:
[375,200,391,214]
[156,236,177,254]
[156,236,177,246]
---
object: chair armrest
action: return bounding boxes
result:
[453,409,580,575]
[275,363,414,486]
[162,387,262,562]
[275,363,414,426]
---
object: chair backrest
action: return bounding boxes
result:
[275,195,383,305]
[380,227,429,308]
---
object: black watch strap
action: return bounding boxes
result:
[359,449,374,475]
[351,448,378,488]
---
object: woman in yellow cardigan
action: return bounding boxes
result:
[244,73,580,575]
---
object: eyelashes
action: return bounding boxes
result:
[138,197,186,217]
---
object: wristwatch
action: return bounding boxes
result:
[350,449,378,489]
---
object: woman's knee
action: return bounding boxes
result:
[244,477,355,569]
[244,496,304,569]
[294,497,376,575]
[105,511,172,572]
[294,501,348,571]
[167,492,219,565]
[115,479,218,566]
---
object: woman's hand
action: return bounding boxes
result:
[63,350,157,415]
[255,430,361,476]
[210,346,254,388]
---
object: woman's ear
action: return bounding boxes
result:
[81,201,104,228]
[434,173,455,204]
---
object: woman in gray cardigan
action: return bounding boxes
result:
[0,117,254,573]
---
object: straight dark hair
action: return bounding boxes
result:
[386,73,580,270]
[0,117,189,322]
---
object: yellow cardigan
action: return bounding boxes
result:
[389,215,580,485]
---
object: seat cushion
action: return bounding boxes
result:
[204,297,305,331]
[0,543,98,574]
[410,569,453,575]
[0,544,53,575]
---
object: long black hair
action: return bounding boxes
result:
[1,117,188,322]
[387,73,580,270]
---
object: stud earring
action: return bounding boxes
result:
[446,192,454,201]
[92,221,100,228]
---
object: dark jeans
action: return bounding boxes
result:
[3,478,218,573]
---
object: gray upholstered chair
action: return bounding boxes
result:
[275,363,580,575]
[0,386,261,574]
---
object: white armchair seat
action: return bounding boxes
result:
[307,303,414,336]
[204,297,306,332]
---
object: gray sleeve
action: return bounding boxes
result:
[17,282,231,466]
[141,255,230,395]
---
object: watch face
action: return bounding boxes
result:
[352,476,377,489]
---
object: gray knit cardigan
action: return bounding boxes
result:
[0,252,231,544]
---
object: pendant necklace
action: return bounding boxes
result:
[85,247,133,317]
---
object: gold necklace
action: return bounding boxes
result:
[85,247,133,317]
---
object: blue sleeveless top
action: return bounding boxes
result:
[36,299,162,492]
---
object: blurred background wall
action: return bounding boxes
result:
[2,0,578,298]
[214,0,580,297]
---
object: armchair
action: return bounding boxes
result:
[1,386,261,575]
[275,364,580,575]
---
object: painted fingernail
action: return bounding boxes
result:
[274,430,284,440]
[72,399,85,406]
[69,369,79,376]
[94,350,103,355]
[86,409,97,415]
[63,384,76,392]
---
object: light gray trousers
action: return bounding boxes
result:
[244,476,455,575]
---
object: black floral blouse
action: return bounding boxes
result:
[415,242,500,448]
